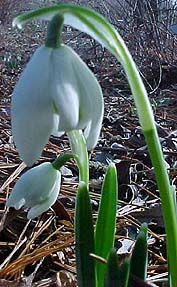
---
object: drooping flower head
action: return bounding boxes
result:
[12,14,104,166]
[6,162,61,219]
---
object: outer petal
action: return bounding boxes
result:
[6,196,25,210]
[23,162,61,207]
[51,45,104,148]
[50,45,80,131]
[51,113,63,137]
[27,177,60,219]
[67,46,104,149]
[11,46,55,166]
[84,116,103,150]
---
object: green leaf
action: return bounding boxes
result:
[95,163,118,287]
[130,223,148,281]
[104,248,130,287]
[75,182,96,287]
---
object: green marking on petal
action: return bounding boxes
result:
[52,100,59,114]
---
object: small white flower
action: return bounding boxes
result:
[12,44,104,166]
[6,162,61,219]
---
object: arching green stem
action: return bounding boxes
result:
[52,153,75,170]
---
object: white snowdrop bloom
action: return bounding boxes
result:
[6,162,61,219]
[11,44,104,166]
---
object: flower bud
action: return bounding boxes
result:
[6,162,61,219]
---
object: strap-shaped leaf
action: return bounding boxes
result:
[130,223,148,281]
[75,182,95,287]
[104,248,130,287]
[95,163,118,286]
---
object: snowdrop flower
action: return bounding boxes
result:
[11,43,103,166]
[6,162,61,219]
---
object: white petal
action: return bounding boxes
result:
[84,115,103,150]
[51,113,64,137]
[82,75,103,150]
[50,45,80,131]
[27,176,60,219]
[51,44,104,148]
[67,46,104,149]
[7,195,25,210]
[21,163,60,207]
[11,46,55,166]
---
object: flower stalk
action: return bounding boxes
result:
[68,130,89,186]
[52,153,75,170]
[45,13,64,48]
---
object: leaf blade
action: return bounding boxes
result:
[130,223,148,281]
[95,163,118,286]
[104,248,130,287]
[75,182,96,287]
